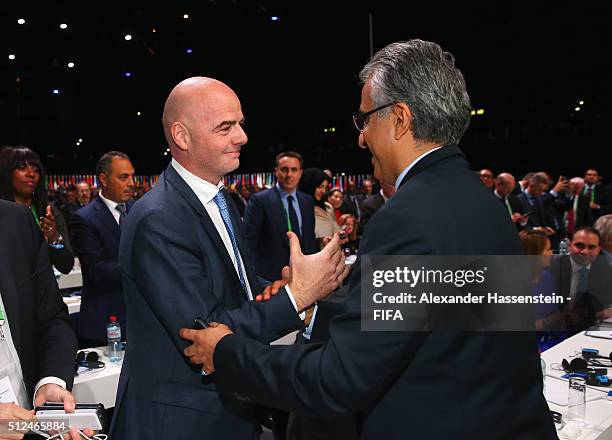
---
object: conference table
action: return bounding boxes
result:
[55,261,83,314]
[70,323,612,438]
[542,330,612,439]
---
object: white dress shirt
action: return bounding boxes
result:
[98,191,123,225]
[171,160,305,316]
[172,159,255,301]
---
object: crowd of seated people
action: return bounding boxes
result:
[2,141,611,355]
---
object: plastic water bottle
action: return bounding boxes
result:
[559,238,570,255]
[106,315,122,363]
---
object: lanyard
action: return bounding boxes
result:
[30,205,41,228]
[0,303,5,340]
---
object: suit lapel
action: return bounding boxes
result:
[0,214,22,354]
[296,192,312,239]
[270,187,290,247]
[224,189,262,295]
[164,166,245,302]
[94,198,121,239]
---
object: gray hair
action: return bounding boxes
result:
[359,39,472,146]
[96,151,131,177]
[594,214,612,246]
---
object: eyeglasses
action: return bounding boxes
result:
[352,102,396,132]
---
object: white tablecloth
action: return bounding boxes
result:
[542,331,612,439]
[72,347,122,409]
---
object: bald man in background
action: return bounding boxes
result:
[494,172,528,230]
[109,77,345,439]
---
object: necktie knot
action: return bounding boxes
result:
[115,203,127,224]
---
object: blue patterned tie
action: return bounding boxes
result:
[213,191,249,299]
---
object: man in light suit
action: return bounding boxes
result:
[70,151,135,347]
[110,77,346,439]
[244,151,318,282]
[184,40,557,439]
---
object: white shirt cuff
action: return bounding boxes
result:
[302,303,319,340]
[549,190,559,198]
[284,285,306,320]
[33,377,67,407]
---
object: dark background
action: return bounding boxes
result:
[0,1,609,180]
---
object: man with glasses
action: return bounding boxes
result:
[183,40,557,439]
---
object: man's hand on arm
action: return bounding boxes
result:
[180,322,234,375]
[255,266,290,302]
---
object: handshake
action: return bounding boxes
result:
[180,231,350,374]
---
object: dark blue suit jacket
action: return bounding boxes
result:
[213,146,557,439]
[70,197,132,342]
[244,186,318,282]
[110,164,303,439]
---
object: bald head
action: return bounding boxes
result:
[495,172,516,197]
[569,177,585,195]
[161,76,247,183]
[162,77,238,148]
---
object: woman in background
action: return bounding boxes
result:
[299,168,339,249]
[519,230,565,350]
[0,146,74,274]
[326,188,344,224]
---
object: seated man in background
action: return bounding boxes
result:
[550,226,612,334]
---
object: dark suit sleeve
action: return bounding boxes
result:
[70,211,121,285]
[359,196,381,232]
[212,210,431,415]
[243,194,264,261]
[129,214,302,354]
[47,205,75,275]
[27,209,78,389]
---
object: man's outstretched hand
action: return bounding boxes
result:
[287,232,349,311]
[180,322,234,375]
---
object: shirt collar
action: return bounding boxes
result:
[394,147,443,190]
[493,189,504,200]
[171,158,223,206]
[275,182,297,199]
[98,190,119,211]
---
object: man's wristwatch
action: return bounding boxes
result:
[49,233,65,249]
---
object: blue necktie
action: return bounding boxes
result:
[287,195,301,239]
[213,191,249,298]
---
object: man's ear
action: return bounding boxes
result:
[98,173,107,188]
[393,102,412,140]
[172,122,190,152]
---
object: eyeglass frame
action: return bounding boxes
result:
[352,101,397,132]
